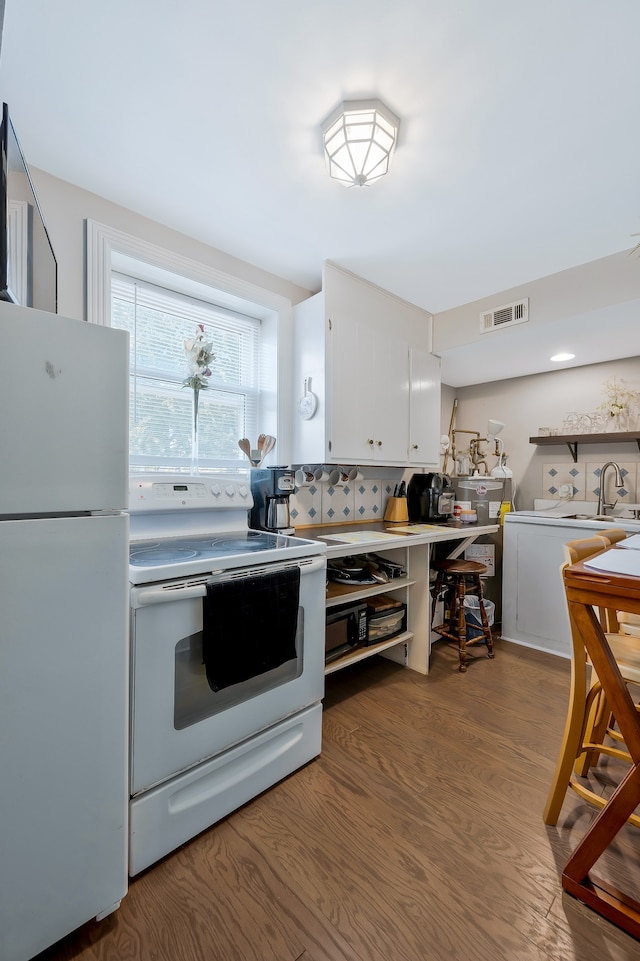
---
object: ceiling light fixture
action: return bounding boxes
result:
[550,352,576,362]
[321,99,400,187]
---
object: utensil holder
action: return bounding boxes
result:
[384,497,409,523]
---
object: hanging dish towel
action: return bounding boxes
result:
[203,567,300,692]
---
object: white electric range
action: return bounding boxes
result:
[127,473,326,875]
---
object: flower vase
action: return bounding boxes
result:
[191,389,200,472]
[607,409,628,432]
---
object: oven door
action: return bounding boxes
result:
[129,554,326,796]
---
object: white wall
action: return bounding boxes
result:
[29,168,313,321]
[432,249,640,388]
[433,249,640,353]
[452,357,640,509]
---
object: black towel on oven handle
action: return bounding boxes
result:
[202,566,301,692]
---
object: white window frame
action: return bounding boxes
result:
[85,219,294,469]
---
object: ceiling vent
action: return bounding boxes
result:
[479,298,529,333]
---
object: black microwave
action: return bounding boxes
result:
[325,601,368,664]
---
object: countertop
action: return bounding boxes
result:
[295,519,500,560]
[504,511,640,533]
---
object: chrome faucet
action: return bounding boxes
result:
[596,461,623,516]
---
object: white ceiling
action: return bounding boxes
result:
[1,0,639,383]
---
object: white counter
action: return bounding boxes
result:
[511,507,640,533]
[300,520,499,558]
[502,511,640,659]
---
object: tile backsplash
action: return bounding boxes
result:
[290,469,399,526]
[542,462,586,499]
[543,461,639,504]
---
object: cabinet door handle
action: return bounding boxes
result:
[367,438,374,446]
[376,440,382,447]
[412,444,418,450]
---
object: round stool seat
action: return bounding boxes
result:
[431,559,488,576]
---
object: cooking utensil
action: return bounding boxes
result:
[257,433,266,452]
[365,563,390,584]
[238,438,252,462]
[259,435,276,464]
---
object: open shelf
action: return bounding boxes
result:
[529,431,640,462]
[325,576,415,608]
[324,631,412,675]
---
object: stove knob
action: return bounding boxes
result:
[211,484,222,497]
[237,484,249,498]
[225,484,236,498]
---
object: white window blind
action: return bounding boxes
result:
[111,273,260,469]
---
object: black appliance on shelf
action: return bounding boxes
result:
[407,473,455,523]
[325,601,368,663]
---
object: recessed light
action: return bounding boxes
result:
[550,352,575,362]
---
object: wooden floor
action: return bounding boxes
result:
[38,638,640,961]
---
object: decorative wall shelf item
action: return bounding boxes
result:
[530,432,640,462]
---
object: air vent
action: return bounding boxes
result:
[479,298,529,333]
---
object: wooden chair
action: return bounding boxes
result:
[430,558,495,672]
[543,530,640,827]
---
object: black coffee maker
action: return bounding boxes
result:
[407,473,455,523]
[249,467,296,534]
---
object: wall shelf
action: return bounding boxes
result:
[529,431,640,462]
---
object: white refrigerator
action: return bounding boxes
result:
[0,302,130,961]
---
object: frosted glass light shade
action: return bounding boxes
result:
[321,99,400,187]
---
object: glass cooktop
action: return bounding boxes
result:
[129,528,326,585]
[129,530,291,566]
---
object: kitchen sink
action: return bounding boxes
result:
[562,514,640,526]
[565,513,615,520]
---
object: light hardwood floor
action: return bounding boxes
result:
[37,638,640,961]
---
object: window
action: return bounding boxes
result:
[86,220,293,473]
[112,274,260,470]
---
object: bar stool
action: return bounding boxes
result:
[430,558,495,672]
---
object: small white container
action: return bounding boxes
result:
[459,509,477,524]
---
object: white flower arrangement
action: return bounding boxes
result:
[183,324,215,391]
[598,376,639,420]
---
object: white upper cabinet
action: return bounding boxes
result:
[292,263,440,467]
[329,317,410,463]
[408,348,441,466]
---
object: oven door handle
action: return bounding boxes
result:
[132,584,208,606]
[131,555,326,607]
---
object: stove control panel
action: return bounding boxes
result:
[130,474,253,512]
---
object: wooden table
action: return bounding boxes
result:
[563,554,640,938]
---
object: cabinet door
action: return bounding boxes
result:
[370,330,409,463]
[329,318,409,464]
[329,315,375,462]
[408,349,441,466]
